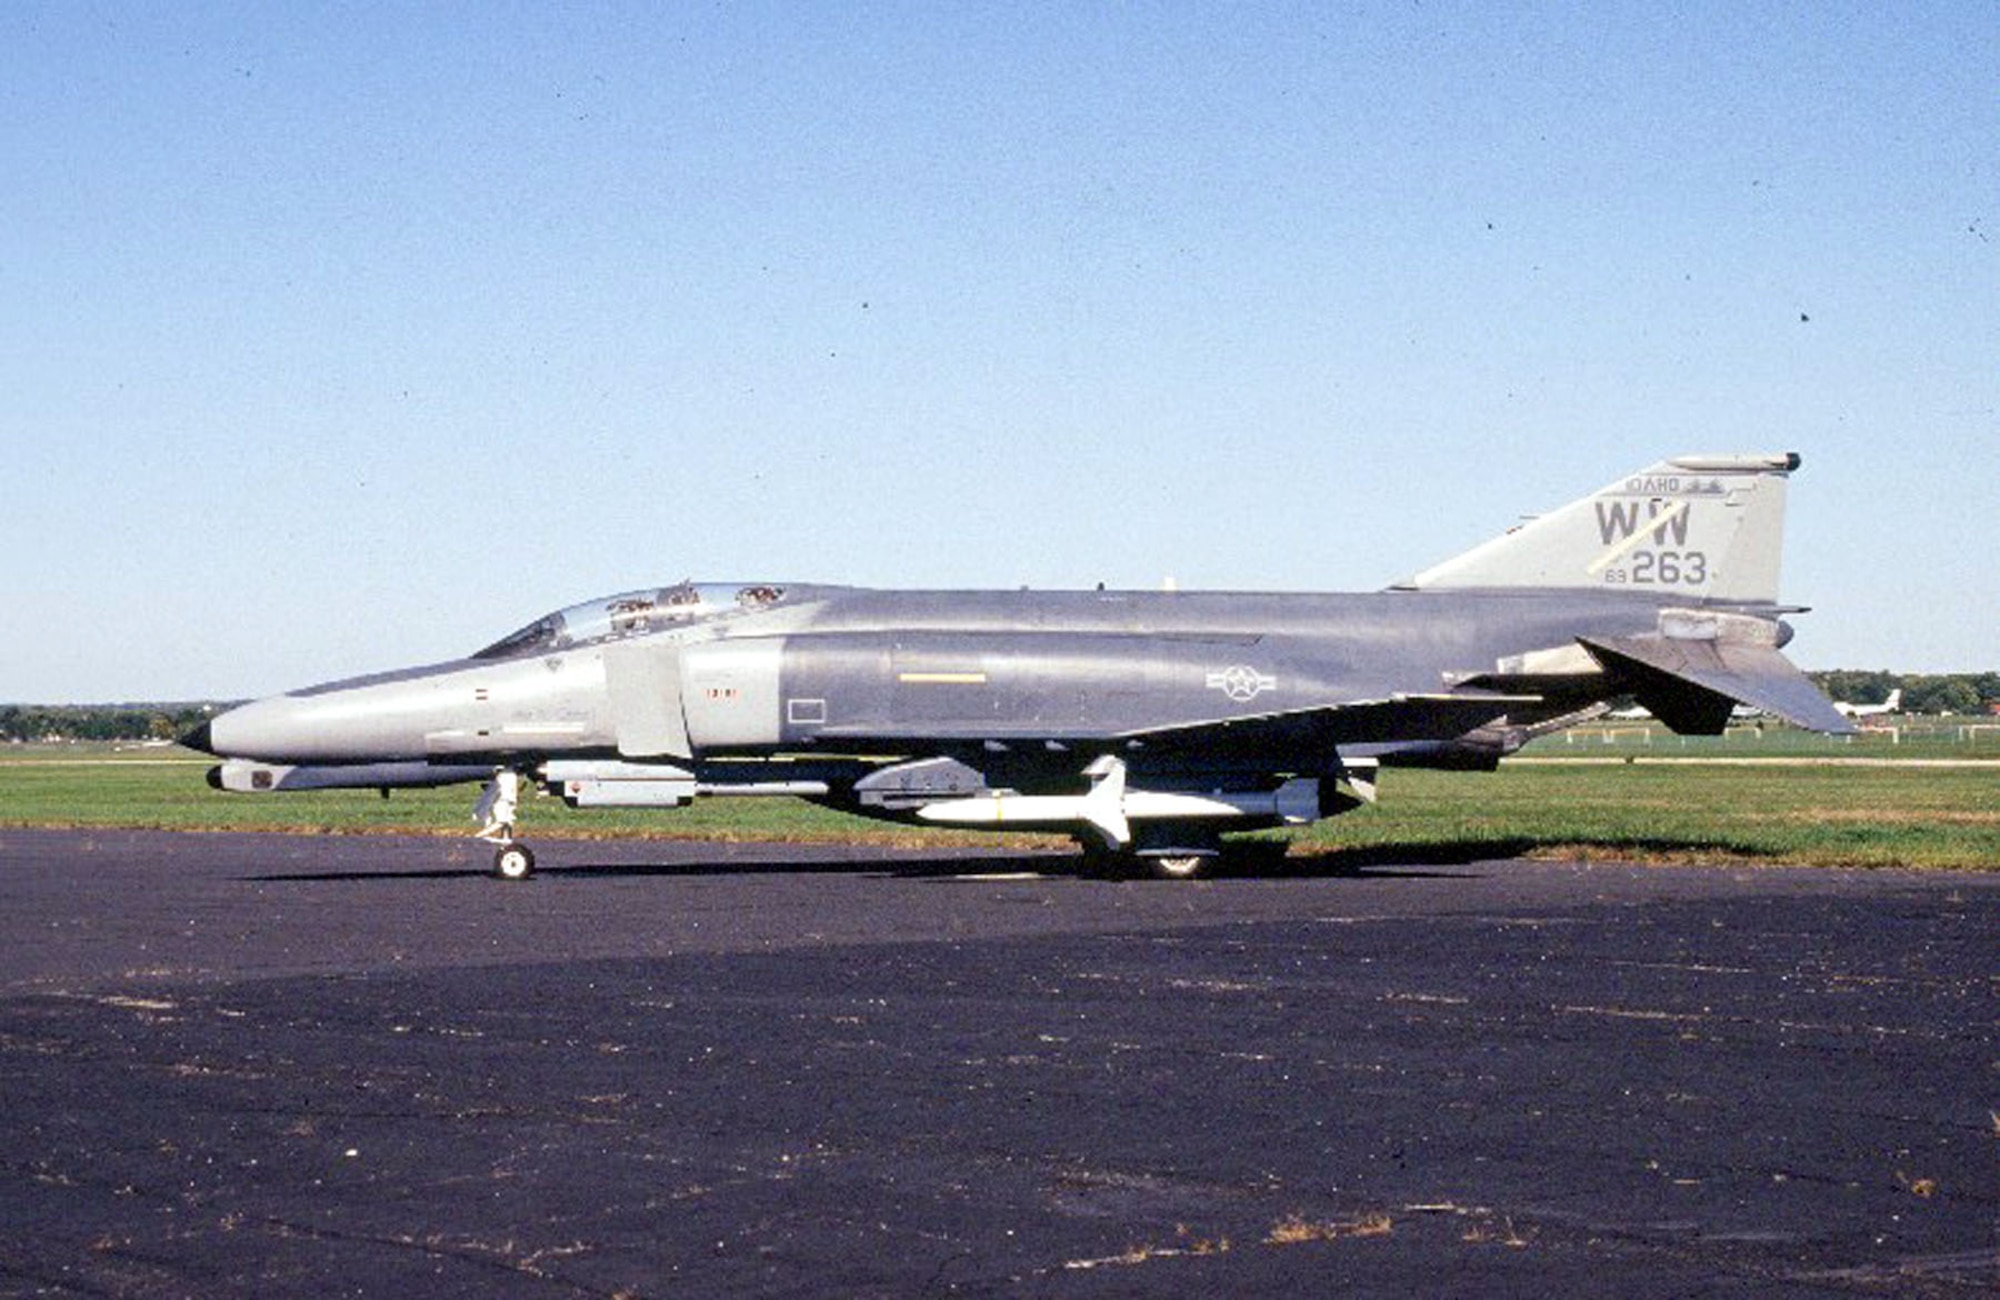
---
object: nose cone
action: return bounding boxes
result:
[195,697,303,762]
[198,693,366,764]
[193,665,469,764]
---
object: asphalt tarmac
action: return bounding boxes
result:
[0,829,1993,1298]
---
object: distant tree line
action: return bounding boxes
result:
[1808,672,2000,717]
[0,704,228,743]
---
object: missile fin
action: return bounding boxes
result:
[1081,756,1132,849]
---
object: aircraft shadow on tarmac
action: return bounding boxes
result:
[244,839,1531,884]
[552,838,1533,881]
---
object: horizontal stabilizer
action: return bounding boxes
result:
[1580,635,1854,736]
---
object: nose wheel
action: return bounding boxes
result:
[491,841,537,881]
[475,770,537,880]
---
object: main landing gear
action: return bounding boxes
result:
[1076,826,1225,881]
[474,769,537,880]
[1147,852,1211,881]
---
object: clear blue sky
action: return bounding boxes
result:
[5,2,1993,701]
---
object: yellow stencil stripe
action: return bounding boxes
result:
[1585,499,1691,577]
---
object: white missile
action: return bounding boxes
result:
[916,756,1320,848]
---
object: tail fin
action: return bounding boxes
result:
[1403,453,1799,604]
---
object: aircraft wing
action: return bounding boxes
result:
[1579,635,1855,736]
[1112,693,1536,757]
[811,693,1533,758]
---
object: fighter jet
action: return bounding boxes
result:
[186,452,1853,879]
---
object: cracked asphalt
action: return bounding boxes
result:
[0,829,1994,1297]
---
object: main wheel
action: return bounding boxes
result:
[1149,853,1209,881]
[492,843,536,881]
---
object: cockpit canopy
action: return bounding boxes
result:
[472,582,789,660]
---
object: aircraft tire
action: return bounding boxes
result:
[1148,853,1209,881]
[492,844,536,881]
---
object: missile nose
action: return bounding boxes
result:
[181,722,216,755]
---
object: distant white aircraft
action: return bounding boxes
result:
[1834,689,1901,719]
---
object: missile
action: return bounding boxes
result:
[916,757,1320,848]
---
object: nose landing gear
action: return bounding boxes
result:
[474,770,537,880]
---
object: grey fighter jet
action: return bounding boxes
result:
[187,452,1852,879]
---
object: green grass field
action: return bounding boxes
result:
[3,736,1994,870]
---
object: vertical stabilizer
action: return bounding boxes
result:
[1402,453,1798,604]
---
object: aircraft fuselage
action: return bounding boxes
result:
[189,453,1852,878]
[200,584,1707,769]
